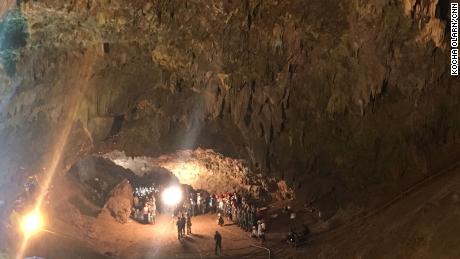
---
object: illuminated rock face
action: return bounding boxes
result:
[104,149,279,198]
[0,0,459,216]
[101,179,133,224]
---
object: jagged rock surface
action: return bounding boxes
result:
[68,156,137,207]
[0,0,458,216]
[101,179,133,224]
[104,149,280,198]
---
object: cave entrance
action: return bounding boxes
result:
[18,149,278,259]
[62,148,271,224]
[103,148,262,196]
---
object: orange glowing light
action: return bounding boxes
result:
[21,211,43,235]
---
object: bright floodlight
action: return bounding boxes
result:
[21,211,43,235]
[162,186,183,206]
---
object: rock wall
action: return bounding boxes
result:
[104,149,279,198]
[101,179,133,224]
[0,0,459,215]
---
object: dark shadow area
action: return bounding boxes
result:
[68,196,100,217]
[436,0,450,23]
[109,115,125,137]
[191,234,205,239]
[184,237,196,243]
[224,223,236,227]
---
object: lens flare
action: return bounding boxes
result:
[21,211,43,235]
[161,186,183,206]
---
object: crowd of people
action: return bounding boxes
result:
[132,186,159,224]
[175,213,192,240]
[214,192,266,243]
[132,185,268,255]
[177,191,267,243]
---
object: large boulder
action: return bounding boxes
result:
[101,179,133,224]
[68,156,137,207]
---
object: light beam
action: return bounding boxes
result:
[15,46,99,259]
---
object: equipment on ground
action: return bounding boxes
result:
[286,225,310,247]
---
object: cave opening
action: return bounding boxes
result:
[11,148,288,259]
[102,149,269,197]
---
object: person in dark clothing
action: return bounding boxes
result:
[180,215,186,237]
[143,204,149,224]
[176,217,182,240]
[217,213,224,226]
[214,231,222,255]
[186,215,192,235]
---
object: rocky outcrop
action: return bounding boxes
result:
[403,0,447,48]
[101,179,133,224]
[105,149,280,199]
[0,0,458,217]
[68,156,137,207]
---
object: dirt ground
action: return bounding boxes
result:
[23,213,270,259]
[275,164,460,259]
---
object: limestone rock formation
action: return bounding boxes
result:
[105,148,280,199]
[101,179,133,224]
[0,0,458,218]
[68,156,137,207]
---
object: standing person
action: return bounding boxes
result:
[133,206,139,220]
[260,220,266,233]
[248,206,254,229]
[209,195,215,214]
[250,226,258,238]
[197,193,202,215]
[246,207,251,231]
[151,195,156,209]
[176,217,182,240]
[180,215,186,237]
[219,198,224,214]
[185,196,192,216]
[133,194,139,209]
[250,206,256,228]
[202,194,208,214]
[241,207,247,231]
[236,207,241,227]
[150,202,156,225]
[214,231,222,256]
[257,220,265,244]
[190,197,196,216]
[143,204,149,224]
[186,215,192,235]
